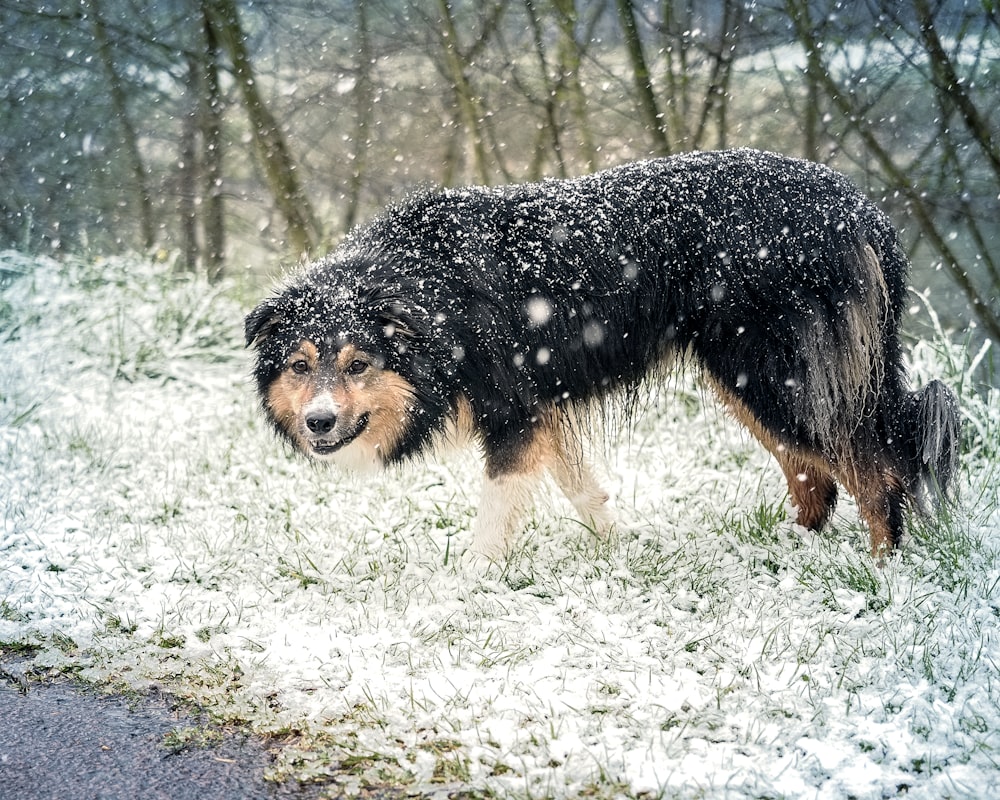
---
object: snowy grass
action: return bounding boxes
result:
[2,251,999,799]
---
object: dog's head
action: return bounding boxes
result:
[245,270,430,470]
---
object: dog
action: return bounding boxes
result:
[245,148,959,563]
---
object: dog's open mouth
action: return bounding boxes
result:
[309,413,369,455]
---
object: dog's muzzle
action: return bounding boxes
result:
[305,411,369,455]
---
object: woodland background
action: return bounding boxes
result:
[2,8,1000,794]
[1,0,997,345]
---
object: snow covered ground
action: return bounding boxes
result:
[2,251,998,799]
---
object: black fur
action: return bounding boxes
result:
[247,148,959,554]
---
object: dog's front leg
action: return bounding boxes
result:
[462,431,550,566]
[547,442,615,537]
[465,470,540,563]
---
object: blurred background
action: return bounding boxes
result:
[1,0,997,350]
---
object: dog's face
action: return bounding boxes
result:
[264,338,418,469]
[245,281,422,470]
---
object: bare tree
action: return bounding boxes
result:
[783,0,1000,342]
[87,0,156,250]
[200,3,226,281]
[204,0,320,257]
[615,0,671,155]
[341,0,375,233]
[612,0,748,155]
[522,0,570,178]
[428,0,511,185]
[690,0,743,150]
[3,0,995,352]
[911,0,1000,184]
[178,7,226,281]
[510,0,601,179]
[179,53,201,271]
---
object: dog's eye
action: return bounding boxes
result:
[290,359,310,375]
[346,359,369,375]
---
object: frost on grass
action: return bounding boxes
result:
[2,250,999,799]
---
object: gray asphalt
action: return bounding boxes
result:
[0,661,340,800]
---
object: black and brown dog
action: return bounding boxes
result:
[246,149,959,563]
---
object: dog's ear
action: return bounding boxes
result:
[367,287,425,343]
[244,298,283,349]
[378,300,420,341]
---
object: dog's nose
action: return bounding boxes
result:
[305,411,336,435]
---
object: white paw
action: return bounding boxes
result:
[588,508,617,538]
[575,504,616,538]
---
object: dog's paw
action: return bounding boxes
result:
[588,507,617,539]
[569,490,617,539]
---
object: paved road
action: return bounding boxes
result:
[0,663,341,800]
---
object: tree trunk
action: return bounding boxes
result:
[553,0,597,171]
[204,0,320,258]
[435,0,494,184]
[342,0,374,234]
[615,0,670,156]
[691,0,741,149]
[912,0,1000,184]
[201,5,226,282]
[523,0,567,178]
[179,55,200,272]
[660,0,691,148]
[87,0,156,250]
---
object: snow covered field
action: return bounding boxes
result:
[2,251,998,799]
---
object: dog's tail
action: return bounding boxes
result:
[895,379,961,510]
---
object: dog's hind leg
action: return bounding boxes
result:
[834,465,906,559]
[775,451,839,531]
[709,380,838,532]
